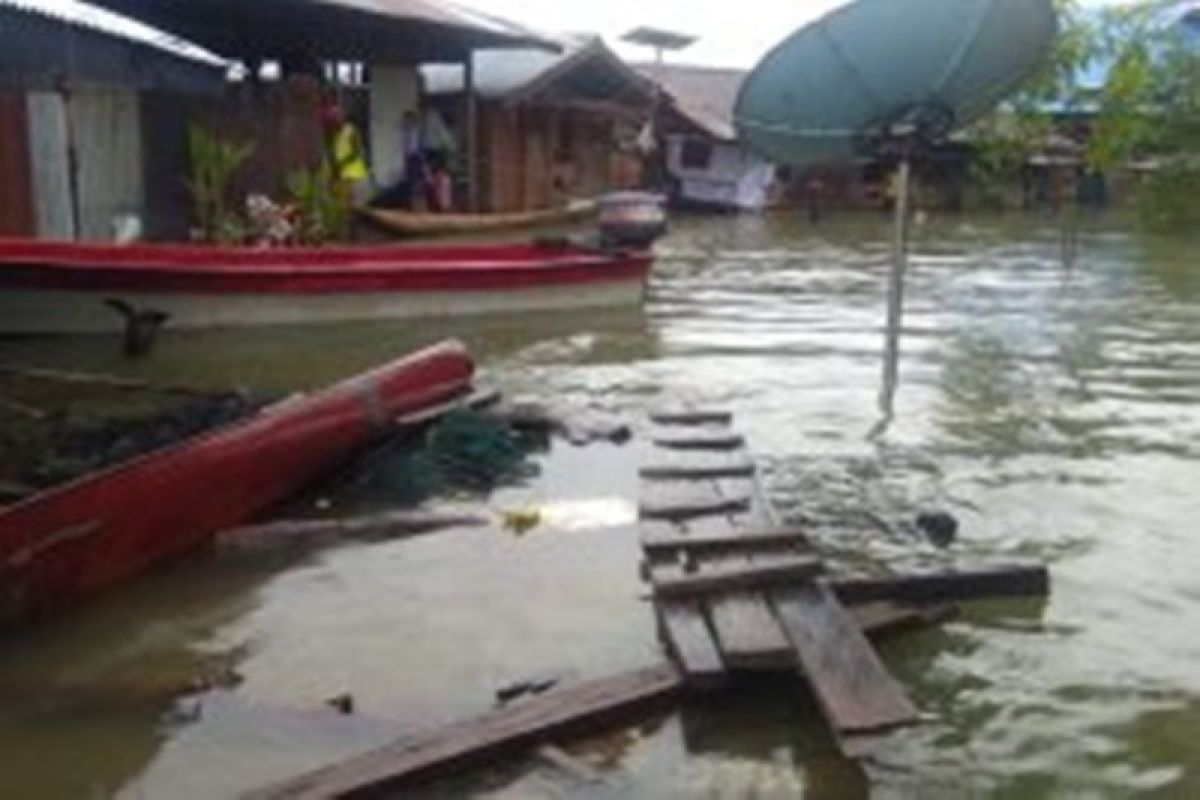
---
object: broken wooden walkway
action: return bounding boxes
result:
[641,409,920,753]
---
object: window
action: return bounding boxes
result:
[680,139,714,170]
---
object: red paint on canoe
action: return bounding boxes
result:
[0,237,654,294]
[0,340,474,625]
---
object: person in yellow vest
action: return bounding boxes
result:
[322,100,372,208]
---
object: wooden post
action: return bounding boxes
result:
[464,51,478,212]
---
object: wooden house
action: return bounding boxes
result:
[422,36,658,213]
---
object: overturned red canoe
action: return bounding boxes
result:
[0,340,474,625]
[0,237,653,333]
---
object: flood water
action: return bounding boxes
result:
[2,210,1199,798]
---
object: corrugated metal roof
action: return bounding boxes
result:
[81,0,558,62]
[0,0,225,67]
[422,34,593,98]
[636,64,747,141]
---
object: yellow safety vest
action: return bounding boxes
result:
[333,123,368,182]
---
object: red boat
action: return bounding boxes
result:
[0,340,474,625]
[0,237,654,334]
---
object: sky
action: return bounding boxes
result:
[466,0,1137,69]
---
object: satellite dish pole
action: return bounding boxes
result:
[621,27,697,188]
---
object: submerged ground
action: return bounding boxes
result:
[0,210,1197,798]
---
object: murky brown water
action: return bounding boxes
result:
[2,210,1199,798]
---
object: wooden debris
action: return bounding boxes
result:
[651,556,824,599]
[246,664,683,800]
[651,432,745,451]
[640,456,756,481]
[654,600,727,688]
[649,410,734,426]
[639,485,750,522]
[830,564,1051,605]
[771,583,920,736]
[641,527,807,556]
[216,510,488,552]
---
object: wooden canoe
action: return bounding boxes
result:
[361,200,597,238]
[0,340,474,626]
[0,235,651,333]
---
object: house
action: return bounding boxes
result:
[2,0,554,241]
[635,64,778,212]
[421,36,657,212]
[0,0,227,239]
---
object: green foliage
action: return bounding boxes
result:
[970,0,1200,232]
[286,162,350,245]
[186,125,254,244]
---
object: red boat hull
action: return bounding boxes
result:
[0,238,654,332]
[0,340,474,625]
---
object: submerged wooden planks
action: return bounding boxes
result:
[640,410,921,751]
[247,665,684,799]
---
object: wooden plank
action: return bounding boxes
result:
[640,457,756,481]
[655,600,727,689]
[641,527,808,556]
[247,664,683,800]
[649,410,733,426]
[830,565,1051,605]
[642,520,727,687]
[639,483,750,522]
[652,556,824,599]
[652,432,745,451]
[771,583,920,735]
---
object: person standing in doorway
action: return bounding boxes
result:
[322,99,372,208]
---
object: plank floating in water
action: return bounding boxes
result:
[641,527,807,555]
[639,485,750,521]
[640,455,756,481]
[247,664,683,800]
[217,510,489,552]
[830,565,1051,605]
[651,432,745,451]
[655,599,727,688]
[649,410,734,426]
[771,583,920,736]
[652,556,824,599]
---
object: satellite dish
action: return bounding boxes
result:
[734,0,1058,167]
[732,0,1058,435]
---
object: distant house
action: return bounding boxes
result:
[421,36,656,212]
[635,64,778,212]
[0,0,226,239]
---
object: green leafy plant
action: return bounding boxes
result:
[186,125,254,244]
[287,162,350,246]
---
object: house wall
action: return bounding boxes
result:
[480,103,641,213]
[369,64,420,191]
[25,86,144,240]
[0,92,35,236]
[666,134,776,211]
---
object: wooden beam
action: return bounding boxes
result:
[640,459,755,481]
[650,410,733,426]
[641,527,807,555]
[651,432,745,451]
[655,600,727,689]
[771,583,920,737]
[247,665,683,800]
[216,510,489,552]
[639,486,750,522]
[829,565,1050,605]
[652,556,823,599]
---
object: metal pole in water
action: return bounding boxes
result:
[877,158,911,426]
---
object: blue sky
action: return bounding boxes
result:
[468,0,1135,68]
